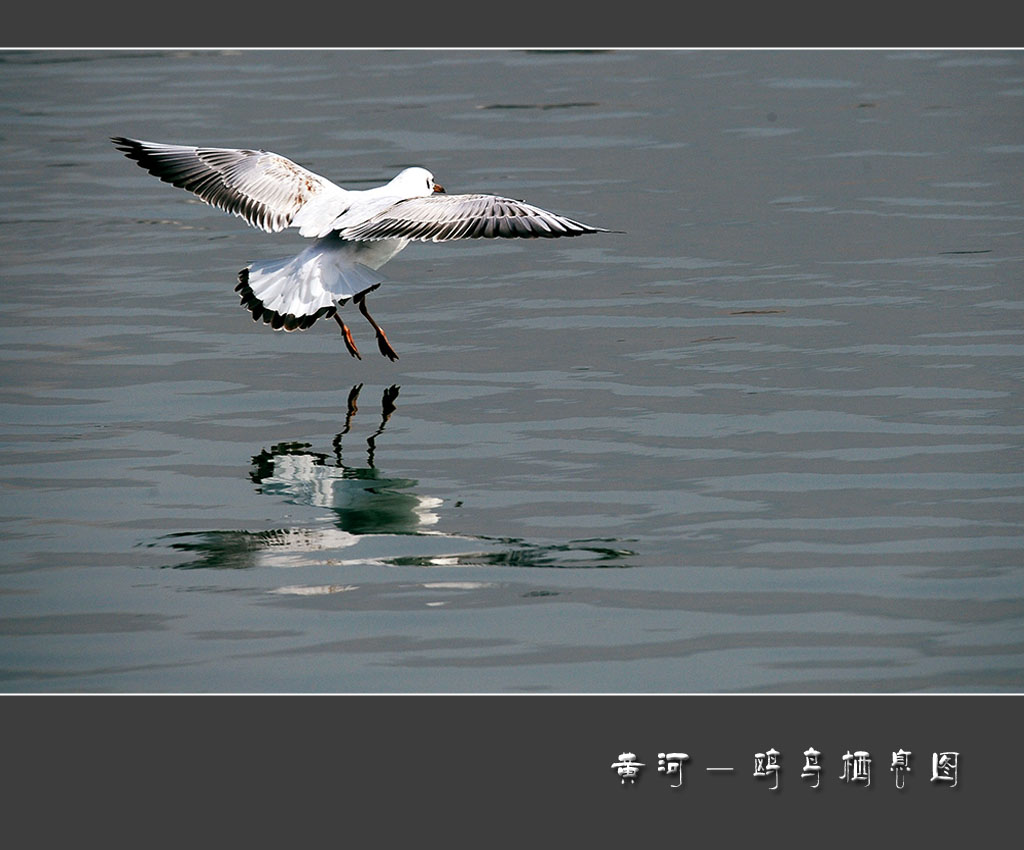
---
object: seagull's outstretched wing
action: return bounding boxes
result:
[335,193,609,242]
[110,136,349,236]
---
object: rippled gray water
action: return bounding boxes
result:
[1,49,1022,692]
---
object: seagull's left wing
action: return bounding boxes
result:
[111,136,350,236]
[335,193,608,242]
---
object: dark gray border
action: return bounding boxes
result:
[4,3,1020,48]
[2,694,1018,839]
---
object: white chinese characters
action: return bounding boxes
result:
[612,748,960,791]
[891,749,912,790]
[931,752,960,788]
[657,752,690,789]
[611,752,645,785]
[840,750,872,787]
[753,748,781,791]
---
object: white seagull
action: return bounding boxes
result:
[111,136,610,361]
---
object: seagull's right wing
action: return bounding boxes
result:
[111,137,350,236]
[334,193,609,242]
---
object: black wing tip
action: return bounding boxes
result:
[519,222,616,239]
[566,222,622,236]
[110,135,140,152]
[110,136,151,165]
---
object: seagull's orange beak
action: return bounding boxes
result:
[433,183,445,194]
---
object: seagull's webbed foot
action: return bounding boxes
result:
[356,295,399,362]
[333,314,361,360]
[375,334,400,362]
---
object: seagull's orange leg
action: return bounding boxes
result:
[333,313,361,359]
[355,294,399,362]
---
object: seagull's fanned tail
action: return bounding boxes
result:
[235,241,385,331]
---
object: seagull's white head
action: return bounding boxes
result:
[389,166,445,196]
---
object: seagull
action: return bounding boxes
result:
[111,136,610,361]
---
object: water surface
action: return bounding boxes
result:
[1,49,1022,692]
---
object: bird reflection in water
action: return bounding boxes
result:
[160,384,445,569]
[158,384,636,570]
[250,384,442,536]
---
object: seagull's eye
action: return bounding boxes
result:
[426,179,432,190]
